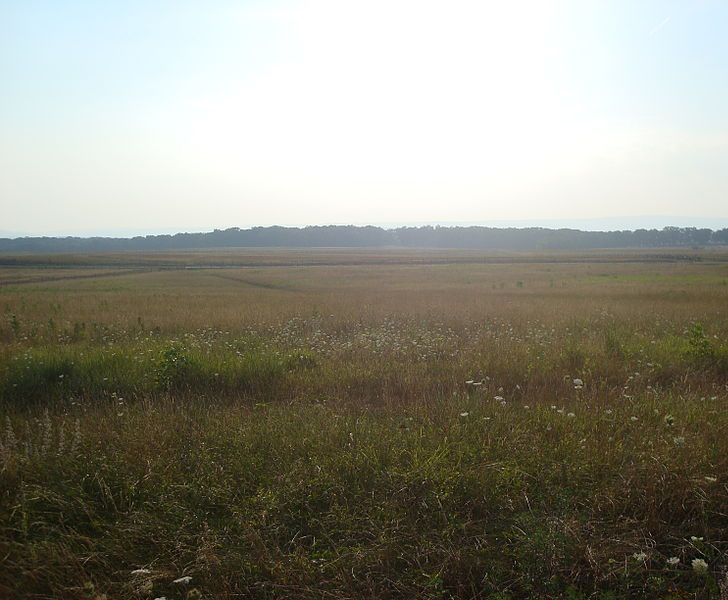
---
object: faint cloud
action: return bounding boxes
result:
[649,16,672,36]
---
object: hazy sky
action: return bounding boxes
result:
[2,0,728,235]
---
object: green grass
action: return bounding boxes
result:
[0,340,319,408]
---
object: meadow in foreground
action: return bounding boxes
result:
[1,250,728,599]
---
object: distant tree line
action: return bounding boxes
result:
[2,225,728,252]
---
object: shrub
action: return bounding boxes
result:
[684,322,728,374]
[153,344,196,390]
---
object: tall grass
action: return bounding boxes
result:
[1,252,728,598]
[2,395,727,599]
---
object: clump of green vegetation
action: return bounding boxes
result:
[153,342,195,390]
[684,322,728,374]
[0,341,319,409]
[0,346,145,406]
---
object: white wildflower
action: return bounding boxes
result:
[690,536,704,542]
[633,552,648,562]
[666,556,680,566]
[459,412,469,417]
[567,412,576,418]
[493,396,504,402]
[691,558,708,573]
[573,378,583,389]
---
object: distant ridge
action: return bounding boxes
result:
[1,225,727,253]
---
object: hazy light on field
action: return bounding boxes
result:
[1,0,728,233]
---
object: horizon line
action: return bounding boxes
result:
[4,217,728,241]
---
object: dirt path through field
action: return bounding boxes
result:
[0,268,154,286]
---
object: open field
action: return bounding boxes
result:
[2,248,728,599]
[2,246,728,268]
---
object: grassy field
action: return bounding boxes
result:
[2,248,728,599]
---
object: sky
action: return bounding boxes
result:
[2,0,728,236]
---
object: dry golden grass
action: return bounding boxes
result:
[2,245,728,268]
[2,256,728,335]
